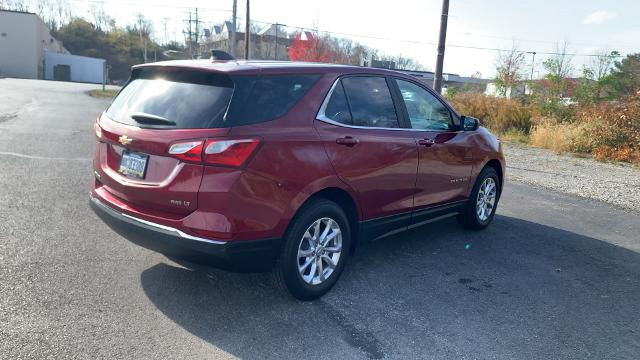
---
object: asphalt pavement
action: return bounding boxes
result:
[1,78,639,359]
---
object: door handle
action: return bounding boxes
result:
[336,136,359,147]
[418,138,435,147]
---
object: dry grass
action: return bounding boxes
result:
[529,120,582,154]
[449,92,640,164]
[499,128,529,144]
[447,93,535,134]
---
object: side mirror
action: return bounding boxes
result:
[461,116,480,131]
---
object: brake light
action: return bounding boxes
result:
[203,139,260,167]
[168,140,204,162]
[168,139,260,167]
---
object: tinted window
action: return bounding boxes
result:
[341,77,399,128]
[106,74,233,129]
[324,82,352,124]
[106,70,319,129]
[226,74,320,126]
[396,79,452,131]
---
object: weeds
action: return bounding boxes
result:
[447,92,640,164]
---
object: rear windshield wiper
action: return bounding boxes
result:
[130,112,176,126]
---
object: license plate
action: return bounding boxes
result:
[118,151,149,179]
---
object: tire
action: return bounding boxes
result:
[457,167,501,230]
[274,198,351,301]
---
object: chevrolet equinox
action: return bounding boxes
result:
[90,59,505,300]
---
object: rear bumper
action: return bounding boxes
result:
[90,195,281,272]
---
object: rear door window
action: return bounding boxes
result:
[341,76,399,128]
[226,75,320,126]
[323,81,353,125]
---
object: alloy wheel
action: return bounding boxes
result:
[297,217,342,285]
[476,177,497,222]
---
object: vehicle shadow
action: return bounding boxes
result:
[140,215,640,359]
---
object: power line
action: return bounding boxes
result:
[71,0,231,12]
[68,0,628,58]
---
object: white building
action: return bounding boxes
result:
[484,82,531,98]
[0,9,67,79]
[44,51,106,84]
[0,9,106,83]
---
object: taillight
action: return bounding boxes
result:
[168,140,204,163]
[203,139,260,167]
[168,139,260,167]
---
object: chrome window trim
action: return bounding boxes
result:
[315,77,458,133]
[90,194,227,245]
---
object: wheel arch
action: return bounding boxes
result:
[483,159,504,197]
[291,187,361,254]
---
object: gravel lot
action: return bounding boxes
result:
[504,143,640,213]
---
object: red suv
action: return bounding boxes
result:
[90,59,505,300]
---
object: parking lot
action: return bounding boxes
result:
[1,78,639,359]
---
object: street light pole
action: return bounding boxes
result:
[433,0,449,94]
[528,51,537,80]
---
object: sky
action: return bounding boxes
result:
[70,0,640,78]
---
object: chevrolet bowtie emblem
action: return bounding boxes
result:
[118,135,133,146]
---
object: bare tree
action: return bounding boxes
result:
[133,13,154,62]
[134,13,154,39]
[0,0,29,11]
[543,41,575,98]
[494,42,526,96]
[576,49,620,102]
[591,50,619,83]
[88,3,112,32]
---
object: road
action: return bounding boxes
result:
[1,78,639,360]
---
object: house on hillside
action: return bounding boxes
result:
[201,22,296,60]
[0,9,106,83]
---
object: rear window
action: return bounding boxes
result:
[106,69,320,129]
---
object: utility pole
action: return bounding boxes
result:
[194,8,200,58]
[183,9,201,59]
[244,0,250,59]
[433,0,449,94]
[230,0,237,56]
[183,11,193,58]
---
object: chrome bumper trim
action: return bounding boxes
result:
[90,194,227,245]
